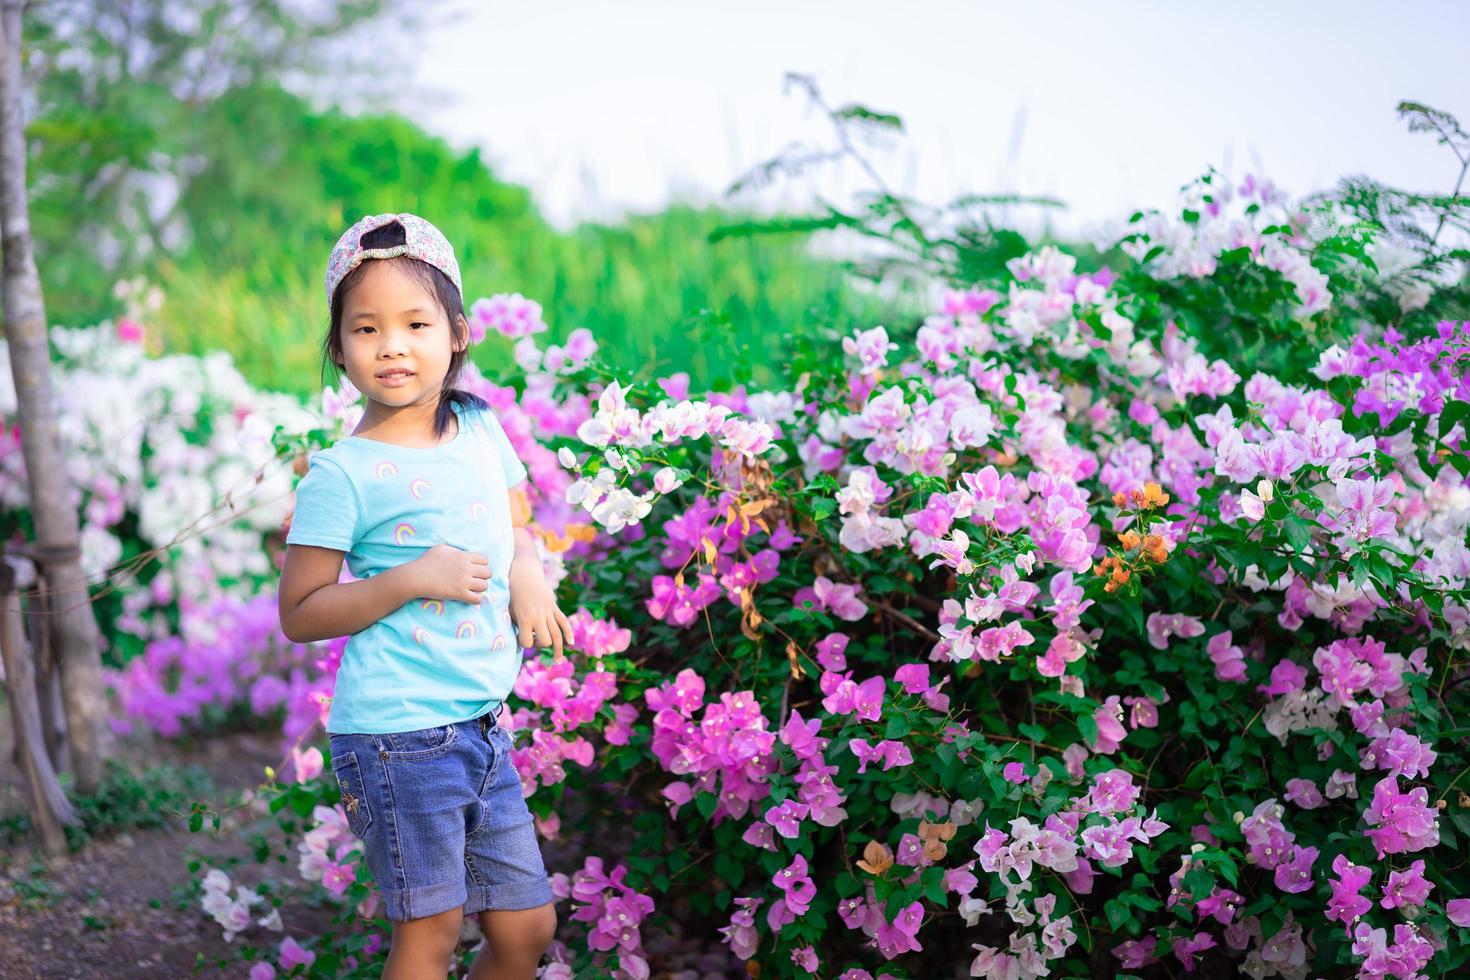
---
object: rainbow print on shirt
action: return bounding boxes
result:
[376,461,398,479]
[456,620,478,639]
[409,478,431,499]
[393,522,415,545]
[491,635,507,651]
[420,599,444,616]
[469,500,489,520]
[412,627,430,645]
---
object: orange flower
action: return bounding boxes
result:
[918,819,956,843]
[1119,530,1142,551]
[1143,534,1169,562]
[1139,482,1170,509]
[856,840,894,875]
[1112,491,1129,508]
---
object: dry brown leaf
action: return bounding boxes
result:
[786,641,805,680]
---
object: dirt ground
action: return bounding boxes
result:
[0,727,290,979]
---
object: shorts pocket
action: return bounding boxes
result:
[383,723,459,761]
[331,750,373,838]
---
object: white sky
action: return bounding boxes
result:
[389,0,1470,239]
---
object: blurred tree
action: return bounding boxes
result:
[1,0,110,796]
[21,0,416,326]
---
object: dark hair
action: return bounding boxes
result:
[323,220,486,438]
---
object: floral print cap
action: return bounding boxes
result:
[324,212,462,307]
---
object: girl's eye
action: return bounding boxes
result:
[411,322,430,329]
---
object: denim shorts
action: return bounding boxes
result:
[328,712,554,921]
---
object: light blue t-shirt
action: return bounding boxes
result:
[285,398,529,734]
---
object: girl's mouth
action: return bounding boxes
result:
[376,370,415,387]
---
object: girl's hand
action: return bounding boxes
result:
[508,555,574,661]
[412,543,492,604]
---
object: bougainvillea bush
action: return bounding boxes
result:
[173,164,1470,980]
[10,159,1467,977]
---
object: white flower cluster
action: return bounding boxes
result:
[200,867,281,942]
[564,381,774,532]
[0,322,319,639]
[1102,172,1332,318]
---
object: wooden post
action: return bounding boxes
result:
[0,556,76,857]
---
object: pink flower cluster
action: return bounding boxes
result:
[551,857,654,979]
[469,292,547,341]
[509,649,628,795]
[646,670,776,823]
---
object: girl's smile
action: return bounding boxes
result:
[375,368,416,387]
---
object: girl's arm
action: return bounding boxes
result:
[280,539,493,643]
[507,484,574,659]
[278,545,424,643]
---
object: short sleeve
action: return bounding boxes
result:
[481,409,529,489]
[286,455,364,551]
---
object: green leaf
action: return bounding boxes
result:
[1282,516,1312,553]
[694,792,718,820]
[1105,897,1132,931]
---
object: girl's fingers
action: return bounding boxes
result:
[555,609,575,651]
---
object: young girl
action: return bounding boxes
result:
[278,213,570,980]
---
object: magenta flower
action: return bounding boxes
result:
[1380,859,1432,909]
[1146,612,1205,650]
[893,662,930,694]
[1091,696,1128,754]
[791,575,869,621]
[1260,915,1306,968]
[873,900,924,958]
[1171,931,1216,971]
[1361,728,1437,781]
[842,326,899,375]
[1273,844,1318,894]
[717,896,763,960]
[1111,938,1159,969]
[741,820,776,851]
[470,292,547,340]
[279,936,316,971]
[837,894,868,930]
[763,799,810,839]
[1283,778,1323,809]
[773,855,817,915]
[1447,898,1470,927]
[1363,776,1440,857]
[820,672,885,722]
[661,781,692,818]
[1326,853,1374,930]
[1324,475,1398,541]
[814,632,850,671]
[791,945,819,973]
[1206,631,1246,682]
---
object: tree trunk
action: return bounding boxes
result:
[0,0,109,794]
[27,577,71,773]
[0,558,77,857]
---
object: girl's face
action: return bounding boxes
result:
[338,260,466,409]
